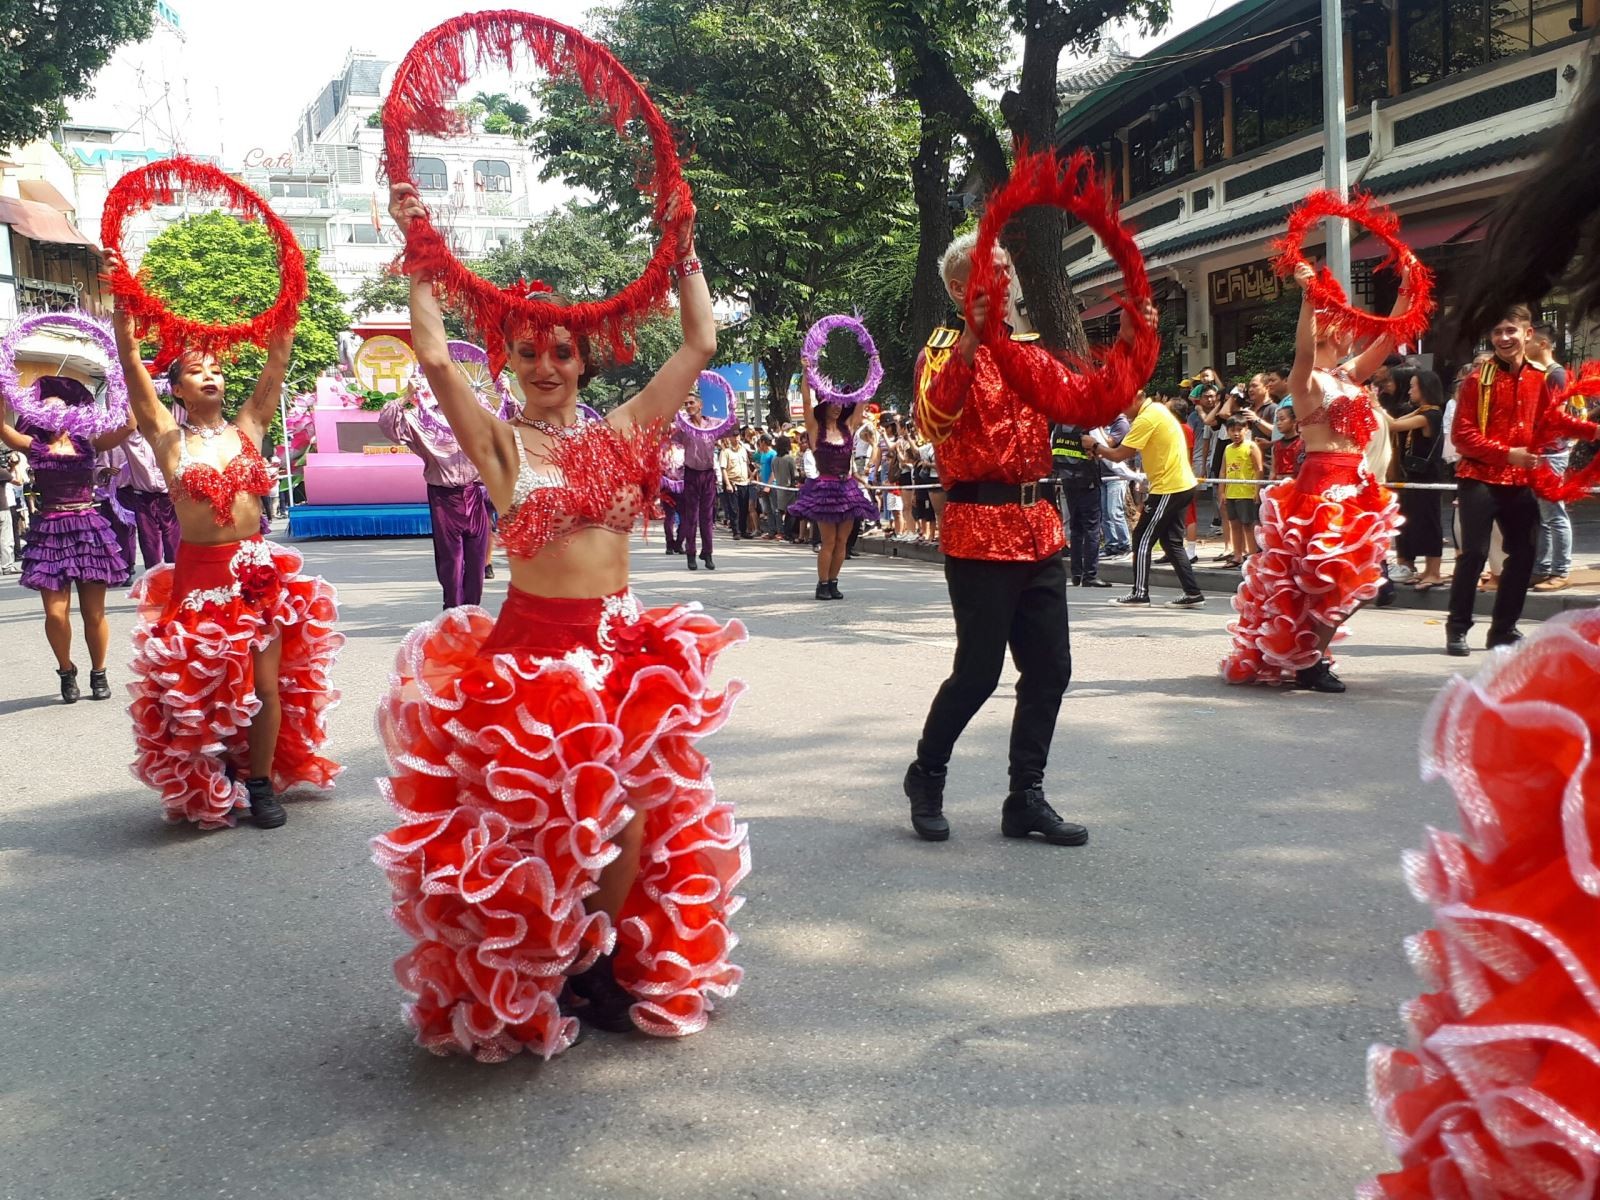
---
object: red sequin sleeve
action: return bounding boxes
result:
[914,346,973,447]
[1450,374,1509,468]
[988,336,1144,430]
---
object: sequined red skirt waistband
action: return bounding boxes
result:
[480,585,642,658]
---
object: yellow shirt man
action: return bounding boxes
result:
[1121,399,1198,495]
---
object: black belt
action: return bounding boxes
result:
[945,480,1056,506]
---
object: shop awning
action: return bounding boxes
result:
[0,196,99,249]
[1349,210,1485,262]
[1077,297,1123,322]
[18,179,74,211]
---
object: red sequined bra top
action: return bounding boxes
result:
[1298,368,1378,448]
[174,431,275,525]
[498,419,663,559]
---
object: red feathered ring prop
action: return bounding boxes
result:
[382,10,691,379]
[101,156,307,371]
[967,148,1158,414]
[1274,190,1434,349]
[1533,362,1600,502]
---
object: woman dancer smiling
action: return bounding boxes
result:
[371,183,749,1059]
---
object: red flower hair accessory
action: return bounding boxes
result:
[967,148,1158,412]
[1274,190,1435,349]
[100,156,308,370]
[382,11,691,378]
[1533,362,1600,503]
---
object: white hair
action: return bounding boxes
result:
[939,231,980,289]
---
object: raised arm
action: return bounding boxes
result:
[112,304,178,445]
[0,392,32,453]
[1289,263,1318,402]
[988,299,1159,429]
[389,184,513,493]
[92,407,136,453]
[1348,263,1415,385]
[235,326,295,447]
[612,194,716,432]
[798,371,818,444]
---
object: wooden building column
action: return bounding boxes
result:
[1120,133,1132,203]
[1189,89,1205,168]
[1221,75,1235,159]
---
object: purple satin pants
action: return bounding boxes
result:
[116,486,179,572]
[680,467,717,559]
[429,482,492,609]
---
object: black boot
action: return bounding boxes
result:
[903,762,950,842]
[686,551,698,571]
[702,553,716,571]
[815,581,831,601]
[827,580,843,600]
[88,668,110,700]
[1295,659,1346,693]
[566,953,636,1033]
[245,776,287,829]
[484,563,495,580]
[1001,787,1089,846]
[57,666,79,704]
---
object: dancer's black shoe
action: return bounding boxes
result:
[1001,788,1088,845]
[814,581,831,601]
[686,551,698,571]
[245,777,287,829]
[1487,627,1524,651]
[1446,631,1470,657]
[827,580,843,600]
[701,554,716,571]
[484,563,495,580]
[903,762,949,841]
[88,668,110,700]
[1295,659,1346,693]
[58,666,79,704]
[567,954,636,1032]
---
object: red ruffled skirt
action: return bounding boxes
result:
[1361,610,1600,1198]
[1221,452,1399,683]
[127,538,344,829]
[371,586,749,1062]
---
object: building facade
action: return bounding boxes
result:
[1059,0,1600,380]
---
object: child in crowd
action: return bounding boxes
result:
[1271,405,1302,480]
[1221,416,1263,567]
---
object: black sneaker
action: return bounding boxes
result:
[815,581,831,601]
[903,762,949,842]
[89,668,111,700]
[1167,593,1206,608]
[1295,660,1346,693]
[827,580,843,600]
[702,554,716,571]
[1111,594,1150,607]
[58,666,80,704]
[1445,632,1470,657]
[1000,788,1088,846]
[1487,628,1524,651]
[566,953,636,1033]
[245,777,287,829]
[686,552,698,571]
[484,563,495,580]
[1071,576,1082,586]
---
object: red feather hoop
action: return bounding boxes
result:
[1533,362,1600,503]
[1273,190,1435,349]
[100,156,308,370]
[382,10,690,378]
[967,148,1158,417]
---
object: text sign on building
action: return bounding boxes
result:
[1209,260,1282,311]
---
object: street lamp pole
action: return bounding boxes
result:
[1321,0,1351,291]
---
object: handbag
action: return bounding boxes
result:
[1401,414,1442,481]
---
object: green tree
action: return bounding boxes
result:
[863,0,1172,352]
[533,0,918,425]
[479,200,680,410]
[138,211,347,419]
[0,0,155,149]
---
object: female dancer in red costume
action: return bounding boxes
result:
[1221,260,1415,693]
[1359,40,1600,1198]
[371,183,747,1060]
[113,306,343,830]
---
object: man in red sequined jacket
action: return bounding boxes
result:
[901,232,1152,847]
[1446,304,1598,656]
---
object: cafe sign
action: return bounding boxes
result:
[1209,259,1282,312]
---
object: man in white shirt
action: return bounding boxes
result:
[0,451,18,574]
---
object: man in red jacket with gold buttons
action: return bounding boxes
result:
[902,232,1152,846]
[1446,303,1598,656]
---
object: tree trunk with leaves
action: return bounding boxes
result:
[762,346,798,427]
[907,113,956,351]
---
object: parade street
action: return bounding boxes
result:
[2,532,1476,1199]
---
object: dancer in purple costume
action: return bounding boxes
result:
[380,385,492,609]
[0,377,135,703]
[673,392,737,570]
[114,428,180,572]
[789,374,877,600]
[659,437,686,554]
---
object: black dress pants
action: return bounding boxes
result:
[915,551,1071,793]
[1447,477,1539,640]
[1063,484,1103,581]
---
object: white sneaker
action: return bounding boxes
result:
[1390,564,1417,583]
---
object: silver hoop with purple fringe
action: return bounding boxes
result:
[801,314,882,408]
[0,311,129,439]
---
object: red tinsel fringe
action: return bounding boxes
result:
[1533,362,1600,502]
[1272,190,1435,350]
[968,148,1159,422]
[100,156,308,371]
[382,11,690,378]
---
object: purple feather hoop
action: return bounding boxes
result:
[695,370,735,420]
[802,314,882,408]
[445,339,516,419]
[0,311,129,439]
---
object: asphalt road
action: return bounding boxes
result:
[0,531,1474,1200]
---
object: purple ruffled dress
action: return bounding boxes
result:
[19,428,129,592]
[789,438,877,524]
